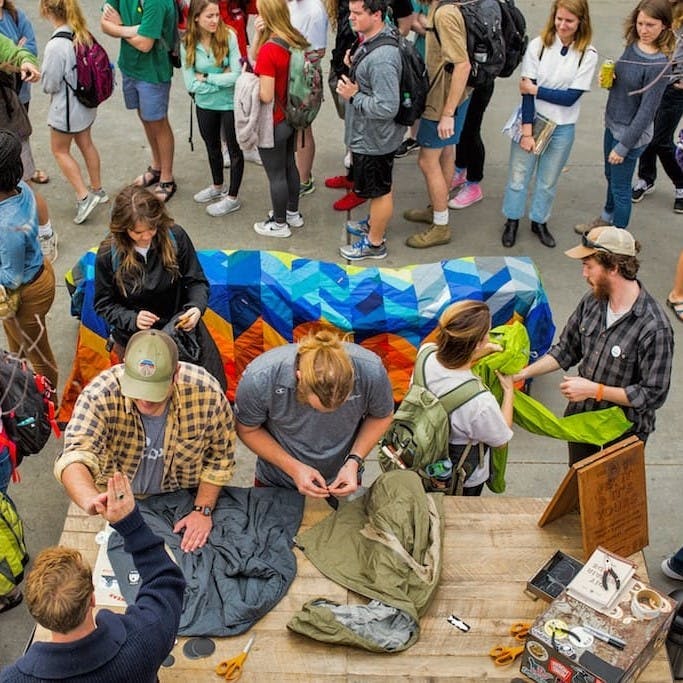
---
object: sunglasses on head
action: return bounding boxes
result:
[581,233,614,254]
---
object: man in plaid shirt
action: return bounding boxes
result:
[510,226,673,465]
[54,330,235,553]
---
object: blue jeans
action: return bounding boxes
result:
[502,122,575,223]
[603,128,645,228]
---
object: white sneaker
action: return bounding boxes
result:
[74,192,100,224]
[206,196,241,217]
[39,231,58,263]
[91,187,109,204]
[194,185,226,204]
[243,148,263,165]
[254,215,291,238]
[267,210,304,228]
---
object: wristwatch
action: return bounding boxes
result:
[344,453,365,485]
[192,505,213,517]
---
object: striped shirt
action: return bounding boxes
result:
[549,286,673,440]
[55,363,235,491]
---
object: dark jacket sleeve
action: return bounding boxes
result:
[173,225,209,313]
[94,241,139,338]
[114,506,185,657]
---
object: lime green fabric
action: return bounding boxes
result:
[472,322,632,493]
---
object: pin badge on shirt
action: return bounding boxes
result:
[611,345,621,358]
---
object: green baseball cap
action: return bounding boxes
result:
[120,330,178,402]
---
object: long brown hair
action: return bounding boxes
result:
[106,186,179,296]
[0,0,19,24]
[39,0,91,46]
[435,300,491,369]
[183,0,232,67]
[540,0,593,52]
[254,0,309,53]
[624,0,675,54]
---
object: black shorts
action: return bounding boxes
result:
[351,151,395,199]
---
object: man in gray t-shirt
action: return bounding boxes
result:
[234,336,394,498]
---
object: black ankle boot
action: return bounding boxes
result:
[531,221,556,248]
[502,219,519,247]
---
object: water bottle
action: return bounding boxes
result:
[402,91,412,109]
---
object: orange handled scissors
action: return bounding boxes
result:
[489,644,525,666]
[510,621,531,642]
[215,636,255,681]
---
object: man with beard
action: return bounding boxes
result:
[508,226,673,464]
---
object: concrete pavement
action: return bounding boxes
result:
[1,0,682,669]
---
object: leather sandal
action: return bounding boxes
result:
[30,169,50,184]
[153,180,177,203]
[133,166,161,188]
[666,296,683,323]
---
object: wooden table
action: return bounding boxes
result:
[36,497,673,681]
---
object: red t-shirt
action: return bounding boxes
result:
[254,40,290,124]
[218,1,249,58]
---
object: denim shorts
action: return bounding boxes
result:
[122,75,171,122]
[417,97,471,149]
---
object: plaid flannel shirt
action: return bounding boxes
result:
[549,286,674,439]
[55,363,236,491]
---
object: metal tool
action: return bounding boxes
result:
[215,636,255,681]
[602,557,620,591]
[489,644,525,666]
[509,621,531,642]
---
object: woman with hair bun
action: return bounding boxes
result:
[235,329,394,498]
[94,185,226,390]
[419,300,514,495]
[0,129,57,390]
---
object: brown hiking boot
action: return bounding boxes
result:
[574,216,611,235]
[403,207,433,224]
[405,223,452,248]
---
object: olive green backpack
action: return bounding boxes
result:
[379,344,486,490]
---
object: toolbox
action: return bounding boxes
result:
[520,580,677,683]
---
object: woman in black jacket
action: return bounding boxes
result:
[94,185,227,390]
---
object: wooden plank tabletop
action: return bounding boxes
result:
[34,496,673,682]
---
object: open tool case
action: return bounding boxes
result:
[519,581,677,683]
[526,550,584,601]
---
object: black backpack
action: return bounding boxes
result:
[350,29,428,127]
[0,351,61,469]
[433,0,505,88]
[497,0,528,77]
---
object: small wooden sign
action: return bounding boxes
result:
[538,436,648,559]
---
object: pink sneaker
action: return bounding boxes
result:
[448,183,483,209]
[450,168,467,191]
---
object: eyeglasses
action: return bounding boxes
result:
[581,233,614,254]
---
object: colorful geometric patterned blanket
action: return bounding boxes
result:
[57,250,555,423]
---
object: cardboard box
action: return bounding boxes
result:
[526,550,584,602]
[519,580,676,683]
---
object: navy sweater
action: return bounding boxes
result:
[1,507,185,683]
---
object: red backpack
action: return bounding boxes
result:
[52,31,114,109]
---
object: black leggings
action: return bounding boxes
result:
[195,106,244,197]
[259,120,299,223]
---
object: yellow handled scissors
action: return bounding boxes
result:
[489,644,526,666]
[215,636,255,681]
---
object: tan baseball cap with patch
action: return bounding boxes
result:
[120,330,179,402]
[565,226,637,259]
